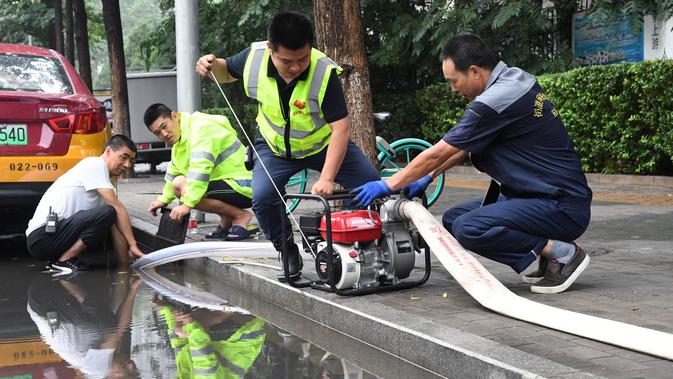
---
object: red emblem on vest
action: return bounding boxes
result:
[293,99,306,109]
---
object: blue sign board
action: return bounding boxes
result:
[102,98,113,113]
[573,11,643,66]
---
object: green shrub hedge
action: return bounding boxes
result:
[374,60,673,175]
[371,87,467,144]
[538,61,673,175]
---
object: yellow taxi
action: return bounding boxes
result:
[0,43,110,215]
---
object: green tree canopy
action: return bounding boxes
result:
[0,0,52,45]
[587,0,673,29]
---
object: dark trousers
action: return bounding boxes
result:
[442,197,591,273]
[252,141,379,242]
[27,205,116,262]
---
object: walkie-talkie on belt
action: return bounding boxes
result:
[45,206,58,234]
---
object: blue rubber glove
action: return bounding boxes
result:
[353,180,393,206]
[402,175,432,199]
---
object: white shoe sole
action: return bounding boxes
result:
[521,275,544,284]
[530,254,590,294]
[50,265,74,275]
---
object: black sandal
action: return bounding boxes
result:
[205,225,229,239]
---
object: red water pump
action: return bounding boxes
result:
[319,210,382,243]
[297,202,429,294]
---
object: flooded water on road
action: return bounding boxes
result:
[0,244,441,378]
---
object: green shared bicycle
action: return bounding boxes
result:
[284,112,445,212]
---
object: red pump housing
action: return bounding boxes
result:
[320,210,383,243]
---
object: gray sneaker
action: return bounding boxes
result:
[522,257,547,284]
[530,245,590,294]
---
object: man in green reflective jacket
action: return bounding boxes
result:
[145,104,256,240]
[156,303,266,378]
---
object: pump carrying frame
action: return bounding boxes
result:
[279,191,431,296]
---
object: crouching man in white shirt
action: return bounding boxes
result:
[26,134,145,273]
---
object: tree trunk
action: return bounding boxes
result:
[64,0,75,64]
[313,0,377,164]
[73,0,92,90]
[54,0,64,53]
[554,0,578,54]
[47,19,57,50]
[102,0,131,138]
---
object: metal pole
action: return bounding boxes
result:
[175,0,201,112]
[175,0,205,222]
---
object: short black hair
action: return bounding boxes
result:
[143,103,173,128]
[440,33,497,72]
[106,134,137,153]
[267,11,313,51]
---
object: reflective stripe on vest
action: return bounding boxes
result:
[215,351,247,377]
[190,139,243,167]
[193,365,218,375]
[190,345,215,357]
[244,41,340,158]
[187,171,209,182]
[235,179,252,188]
[239,329,264,340]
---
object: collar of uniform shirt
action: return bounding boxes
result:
[265,56,311,87]
[485,61,507,90]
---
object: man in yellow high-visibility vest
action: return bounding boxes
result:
[145,104,257,241]
[196,12,379,280]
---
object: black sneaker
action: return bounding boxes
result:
[72,257,90,271]
[522,257,547,284]
[530,245,590,294]
[50,258,88,275]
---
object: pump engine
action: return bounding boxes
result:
[298,207,419,290]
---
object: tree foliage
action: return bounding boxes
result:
[87,0,170,89]
[363,0,578,95]
[588,0,673,29]
[0,0,52,45]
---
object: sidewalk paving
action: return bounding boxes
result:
[120,170,673,378]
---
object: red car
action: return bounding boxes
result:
[0,43,110,232]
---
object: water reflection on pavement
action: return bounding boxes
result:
[0,251,380,379]
[27,270,140,378]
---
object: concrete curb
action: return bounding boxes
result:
[584,173,673,188]
[446,166,673,189]
[181,256,598,379]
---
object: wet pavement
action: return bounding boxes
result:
[0,249,428,378]
[3,167,673,378]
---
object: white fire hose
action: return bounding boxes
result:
[396,200,673,360]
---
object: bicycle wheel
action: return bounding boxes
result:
[285,169,308,213]
[378,138,445,207]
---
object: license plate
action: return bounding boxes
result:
[0,124,28,146]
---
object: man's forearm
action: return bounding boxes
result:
[211,57,236,83]
[100,279,139,349]
[111,202,137,248]
[429,150,467,178]
[386,141,462,191]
